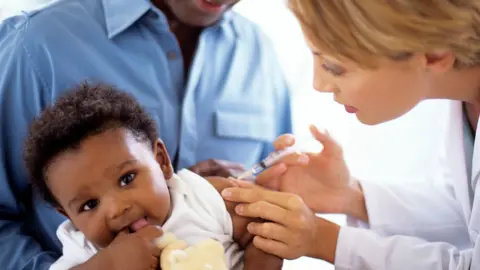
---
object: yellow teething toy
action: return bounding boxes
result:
[155,232,228,270]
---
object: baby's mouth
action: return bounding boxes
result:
[128,216,150,233]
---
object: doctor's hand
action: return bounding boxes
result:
[255,126,368,221]
[221,184,340,263]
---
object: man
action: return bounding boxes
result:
[0,0,292,268]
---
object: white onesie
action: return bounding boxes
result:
[50,169,243,270]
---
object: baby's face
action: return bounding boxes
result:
[46,128,172,248]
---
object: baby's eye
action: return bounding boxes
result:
[120,172,136,187]
[81,199,99,212]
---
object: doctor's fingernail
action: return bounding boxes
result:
[298,155,309,164]
[236,205,244,214]
[221,190,232,198]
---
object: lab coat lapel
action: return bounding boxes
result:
[472,108,480,197]
[448,101,472,220]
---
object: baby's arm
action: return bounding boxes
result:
[205,177,284,270]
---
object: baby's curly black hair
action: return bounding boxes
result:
[23,83,159,207]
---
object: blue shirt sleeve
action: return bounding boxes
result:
[0,18,57,270]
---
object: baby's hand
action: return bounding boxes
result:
[99,226,163,270]
[222,183,321,260]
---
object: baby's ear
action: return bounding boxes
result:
[153,139,174,180]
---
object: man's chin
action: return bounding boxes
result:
[177,15,223,27]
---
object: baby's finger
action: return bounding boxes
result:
[115,228,129,240]
[136,225,164,242]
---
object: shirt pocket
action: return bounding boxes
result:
[214,107,276,143]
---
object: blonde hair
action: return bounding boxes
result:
[288,0,480,68]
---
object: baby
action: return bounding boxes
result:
[23,83,282,270]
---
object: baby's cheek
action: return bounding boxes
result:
[79,217,113,248]
[147,190,171,223]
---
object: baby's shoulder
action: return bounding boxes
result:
[171,169,229,219]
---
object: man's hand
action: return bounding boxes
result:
[189,159,245,178]
[73,226,164,270]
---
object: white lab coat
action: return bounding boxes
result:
[334,101,480,269]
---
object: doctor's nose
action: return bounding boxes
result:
[313,79,338,94]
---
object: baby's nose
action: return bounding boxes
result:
[105,196,132,220]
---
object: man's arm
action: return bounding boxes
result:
[0,19,58,270]
[205,177,283,270]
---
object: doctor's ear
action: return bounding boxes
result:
[422,51,456,73]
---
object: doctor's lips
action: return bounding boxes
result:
[334,98,359,114]
[344,105,358,114]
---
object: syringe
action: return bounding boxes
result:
[236,140,323,180]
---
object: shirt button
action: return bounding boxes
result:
[167,51,178,60]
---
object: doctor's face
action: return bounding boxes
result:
[163,0,241,27]
[308,42,433,125]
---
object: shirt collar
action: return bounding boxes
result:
[216,10,240,39]
[101,0,239,39]
[101,0,151,39]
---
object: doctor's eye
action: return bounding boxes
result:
[321,61,346,77]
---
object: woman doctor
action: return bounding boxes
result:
[221,0,480,269]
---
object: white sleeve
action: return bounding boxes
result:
[174,170,244,269]
[49,221,97,270]
[335,179,480,269]
[335,226,478,270]
[49,255,84,270]
[347,179,470,248]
